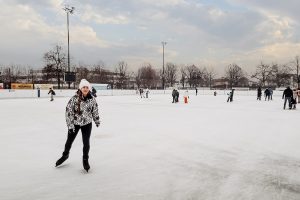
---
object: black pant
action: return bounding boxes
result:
[63,123,92,159]
[283,97,292,109]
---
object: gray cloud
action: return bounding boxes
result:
[0,0,300,74]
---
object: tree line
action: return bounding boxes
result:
[0,45,299,89]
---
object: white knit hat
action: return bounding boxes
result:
[79,79,91,90]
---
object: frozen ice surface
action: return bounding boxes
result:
[1,94,300,200]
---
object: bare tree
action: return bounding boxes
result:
[42,64,56,83]
[288,56,300,88]
[12,65,24,83]
[136,63,159,88]
[165,62,178,87]
[185,65,198,88]
[0,67,12,88]
[90,61,111,84]
[203,67,217,88]
[251,62,274,87]
[115,61,129,89]
[180,67,187,88]
[0,65,23,85]
[135,71,142,89]
[76,62,90,84]
[225,63,244,88]
[271,64,291,88]
[43,45,67,89]
[195,67,206,87]
[26,67,38,85]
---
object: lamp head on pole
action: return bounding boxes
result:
[63,5,75,14]
[161,41,167,46]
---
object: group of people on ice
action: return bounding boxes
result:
[54,82,300,173]
[137,88,150,98]
[257,87,273,101]
[257,86,300,110]
[47,86,97,102]
[282,86,299,110]
[172,89,180,103]
[172,89,190,103]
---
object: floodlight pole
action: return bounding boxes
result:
[63,5,74,89]
[296,56,299,88]
[162,41,167,91]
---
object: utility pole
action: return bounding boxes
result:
[161,41,167,90]
[9,68,11,89]
[31,69,34,89]
[296,56,299,88]
[63,5,75,89]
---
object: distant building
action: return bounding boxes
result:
[212,77,229,89]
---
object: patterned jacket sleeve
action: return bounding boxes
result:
[92,98,100,126]
[65,96,76,130]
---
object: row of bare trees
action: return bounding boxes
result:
[1,44,299,89]
[251,56,300,88]
[0,65,38,86]
[0,61,297,89]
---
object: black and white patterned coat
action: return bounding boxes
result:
[65,92,100,130]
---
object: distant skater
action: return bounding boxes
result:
[172,89,176,103]
[48,88,55,101]
[282,86,293,109]
[227,89,235,102]
[257,87,262,100]
[292,89,297,109]
[175,90,179,103]
[145,88,150,98]
[264,88,271,101]
[269,88,273,100]
[139,88,144,98]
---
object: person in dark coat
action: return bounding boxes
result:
[257,87,262,100]
[264,88,271,101]
[292,89,297,109]
[175,90,179,103]
[139,88,144,98]
[48,88,55,101]
[172,89,176,103]
[91,87,97,97]
[269,88,273,100]
[55,79,100,172]
[282,86,293,109]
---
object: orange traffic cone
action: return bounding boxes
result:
[184,96,188,104]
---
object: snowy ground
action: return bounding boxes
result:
[1,93,300,200]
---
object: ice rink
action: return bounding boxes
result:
[1,93,300,200]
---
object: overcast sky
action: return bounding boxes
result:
[0,0,299,75]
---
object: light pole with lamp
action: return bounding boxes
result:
[63,5,75,89]
[161,41,167,91]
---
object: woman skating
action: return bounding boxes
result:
[55,79,100,172]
